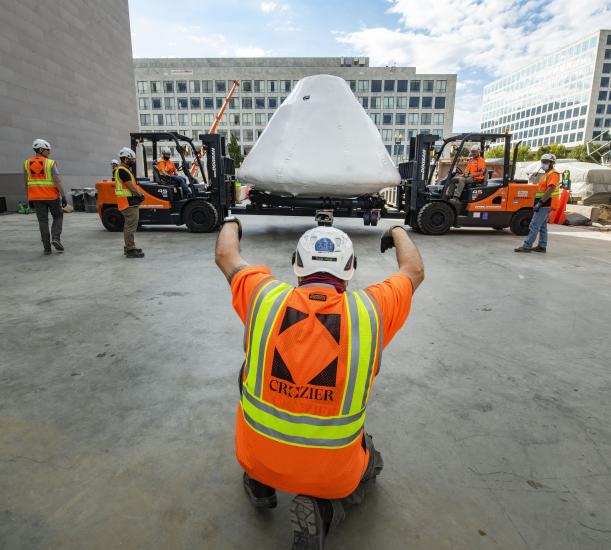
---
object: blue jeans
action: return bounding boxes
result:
[167,175,190,197]
[523,207,551,249]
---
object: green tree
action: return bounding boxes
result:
[484,146,505,159]
[535,143,569,160]
[568,144,589,162]
[484,145,534,161]
[227,133,243,167]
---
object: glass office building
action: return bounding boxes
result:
[481,30,611,148]
[133,57,456,159]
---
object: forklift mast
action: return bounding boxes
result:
[402,133,439,224]
[200,133,234,219]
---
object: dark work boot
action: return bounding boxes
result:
[514,246,532,253]
[43,248,52,255]
[51,239,64,252]
[125,248,145,258]
[290,495,334,550]
[532,246,547,253]
[242,473,277,509]
[124,246,143,256]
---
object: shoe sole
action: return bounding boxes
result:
[242,482,277,509]
[290,496,324,550]
[51,241,64,251]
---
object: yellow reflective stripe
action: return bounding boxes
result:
[27,181,55,186]
[25,158,54,186]
[358,290,381,408]
[114,166,134,196]
[243,276,275,352]
[341,293,359,415]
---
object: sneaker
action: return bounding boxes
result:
[124,247,143,255]
[532,246,547,253]
[43,248,52,255]
[290,495,332,550]
[514,246,532,253]
[51,239,64,252]
[125,248,145,258]
[242,473,277,509]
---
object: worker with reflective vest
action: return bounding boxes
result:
[24,139,68,255]
[515,153,560,253]
[215,217,424,550]
[114,147,145,258]
[156,146,191,197]
[446,144,487,202]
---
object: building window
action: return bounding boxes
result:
[215,80,226,93]
[409,96,420,108]
[434,97,446,109]
[601,77,610,87]
[203,97,213,109]
[227,98,236,109]
[384,80,395,92]
[256,129,264,139]
[268,97,278,109]
[140,114,151,126]
[178,113,189,126]
[242,113,253,125]
[176,80,187,93]
[396,96,408,109]
[254,80,264,93]
[606,49,611,59]
[597,104,605,114]
[164,81,174,93]
[243,129,254,142]
[191,113,201,126]
[138,98,149,110]
[164,97,175,110]
[202,80,213,93]
[255,97,265,109]
[410,80,421,92]
[152,98,162,109]
[137,81,149,94]
[267,80,277,93]
[396,113,406,124]
[422,96,432,109]
[177,97,188,110]
[268,112,275,122]
[607,34,611,45]
[370,113,380,125]
[255,113,266,125]
[594,118,602,127]
[603,63,611,74]
[433,113,444,125]
[347,80,356,92]
[150,81,161,93]
[435,80,447,93]
[229,113,240,125]
[397,80,408,92]
[371,80,382,93]
[242,80,252,92]
[599,90,608,101]
[370,97,381,109]
[189,80,200,93]
[383,96,394,109]
[383,113,393,125]
[607,105,611,114]
[385,145,392,154]
[241,97,252,109]
[281,80,291,93]
[423,80,434,92]
[203,114,214,125]
[358,80,369,92]
[408,113,419,124]
[382,129,393,141]
[154,114,164,126]
[190,97,201,109]
[359,97,369,108]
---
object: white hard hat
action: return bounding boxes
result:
[118,147,136,160]
[161,146,171,155]
[470,144,481,152]
[540,153,556,162]
[293,227,356,281]
[33,138,51,151]
[111,159,119,166]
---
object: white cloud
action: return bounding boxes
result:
[131,16,268,58]
[260,1,278,13]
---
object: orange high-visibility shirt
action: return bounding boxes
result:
[231,266,413,499]
[157,159,177,175]
[464,157,487,183]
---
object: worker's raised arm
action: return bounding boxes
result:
[381,226,424,291]
[215,218,250,283]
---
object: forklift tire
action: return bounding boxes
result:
[416,202,454,235]
[363,211,371,226]
[510,210,533,236]
[370,210,380,226]
[101,207,124,232]
[184,200,218,233]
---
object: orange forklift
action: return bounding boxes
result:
[400,132,536,235]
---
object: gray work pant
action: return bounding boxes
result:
[33,199,63,249]
[122,205,139,250]
[447,176,475,199]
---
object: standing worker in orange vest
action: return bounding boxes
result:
[515,153,560,253]
[114,147,145,258]
[215,218,424,549]
[446,144,487,204]
[24,139,68,255]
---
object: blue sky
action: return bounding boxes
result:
[128,0,611,132]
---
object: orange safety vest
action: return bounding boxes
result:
[24,155,59,201]
[157,158,177,175]
[236,279,381,498]
[464,156,486,183]
[536,169,560,210]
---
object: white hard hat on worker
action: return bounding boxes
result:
[118,147,136,161]
[32,138,51,152]
[293,227,356,281]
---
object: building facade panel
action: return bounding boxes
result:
[133,57,456,161]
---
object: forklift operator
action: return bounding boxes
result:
[215,218,424,550]
[157,146,191,198]
[446,144,486,202]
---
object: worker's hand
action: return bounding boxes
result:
[380,225,406,253]
[223,216,242,240]
[61,196,68,208]
[533,199,542,212]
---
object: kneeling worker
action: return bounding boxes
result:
[114,147,145,258]
[446,144,486,203]
[215,219,424,549]
[157,146,191,197]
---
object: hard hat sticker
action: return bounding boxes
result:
[314,238,335,253]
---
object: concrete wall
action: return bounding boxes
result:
[0,0,138,210]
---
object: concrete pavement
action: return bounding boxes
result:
[1,212,610,549]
